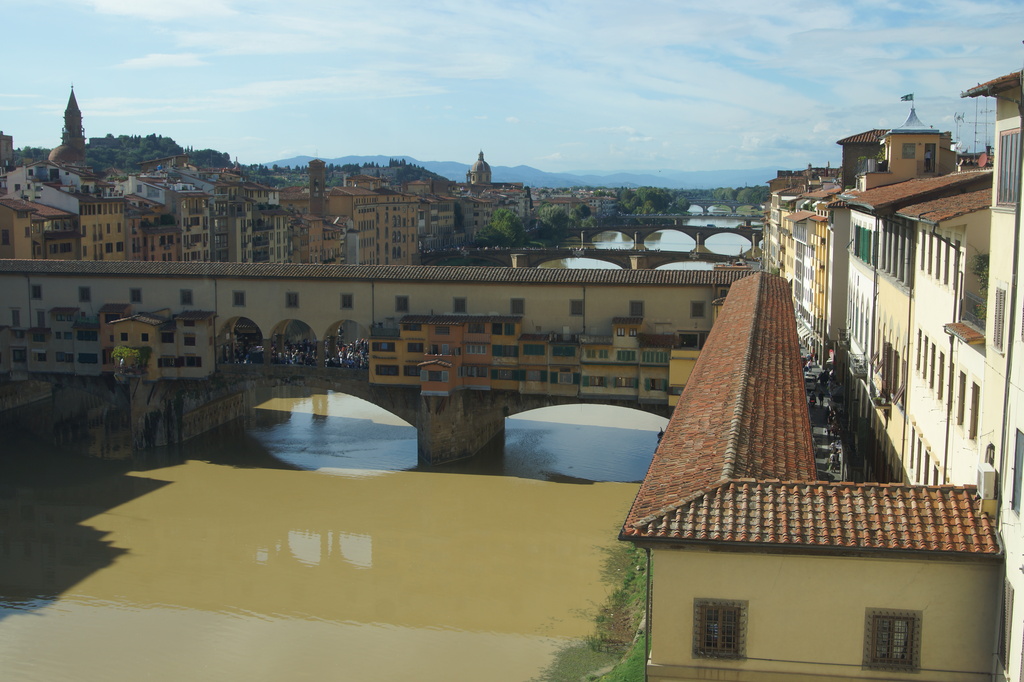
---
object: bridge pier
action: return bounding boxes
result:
[417,391,506,465]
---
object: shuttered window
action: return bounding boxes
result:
[994,287,1007,352]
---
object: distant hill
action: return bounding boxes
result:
[263,154,779,189]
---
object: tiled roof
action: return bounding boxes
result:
[785,210,817,223]
[638,333,675,348]
[962,71,1022,98]
[622,273,816,532]
[175,310,216,320]
[841,171,992,212]
[518,333,548,341]
[0,260,754,288]
[98,303,131,314]
[836,129,888,145]
[612,317,643,324]
[418,359,452,368]
[629,480,999,555]
[113,312,167,326]
[945,322,985,345]
[896,188,992,224]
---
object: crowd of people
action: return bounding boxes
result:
[220,336,369,369]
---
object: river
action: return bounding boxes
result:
[0,389,666,682]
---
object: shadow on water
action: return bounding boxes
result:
[0,426,171,622]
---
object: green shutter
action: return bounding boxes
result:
[573,372,580,385]
[490,369,499,380]
[582,375,590,387]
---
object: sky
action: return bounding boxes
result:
[2,0,1022,174]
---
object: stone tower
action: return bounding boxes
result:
[48,87,87,164]
[309,158,326,215]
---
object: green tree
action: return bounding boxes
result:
[476,208,525,247]
[536,203,571,243]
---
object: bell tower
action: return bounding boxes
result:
[309,158,326,215]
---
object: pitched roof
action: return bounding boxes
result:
[841,171,992,212]
[629,480,999,555]
[962,71,1022,98]
[836,129,888,145]
[622,273,816,532]
[0,260,755,288]
[896,188,992,224]
[784,210,817,223]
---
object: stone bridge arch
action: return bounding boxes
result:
[219,316,265,364]
[268,318,319,366]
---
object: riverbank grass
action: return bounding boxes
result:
[534,541,647,682]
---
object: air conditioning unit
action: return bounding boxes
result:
[977,462,998,500]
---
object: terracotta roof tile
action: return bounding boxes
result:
[945,322,985,345]
[836,129,888,145]
[623,273,816,531]
[629,481,999,555]
[175,310,216,321]
[638,333,675,348]
[612,317,644,324]
[785,210,817,223]
[0,260,753,288]
[842,171,992,212]
[896,188,991,224]
[962,71,1022,98]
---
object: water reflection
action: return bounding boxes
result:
[0,390,666,682]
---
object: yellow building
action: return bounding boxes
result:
[621,272,1001,681]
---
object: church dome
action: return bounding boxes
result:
[48,143,84,164]
[471,151,491,174]
[467,151,492,185]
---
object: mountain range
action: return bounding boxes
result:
[263,155,780,190]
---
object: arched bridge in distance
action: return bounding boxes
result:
[418,247,756,269]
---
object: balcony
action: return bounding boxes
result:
[962,290,986,329]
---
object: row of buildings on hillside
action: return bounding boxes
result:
[757,70,1024,681]
[0,90,534,266]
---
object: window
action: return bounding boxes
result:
[970,382,981,440]
[372,341,396,352]
[407,342,424,353]
[693,599,746,659]
[616,350,636,362]
[30,285,41,299]
[130,288,142,304]
[285,292,299,308]
[435,326,450,336]
[614,376,638,388]
[395,295,409,313]
[994,287,1007,352]
[642,350,669,364]
[998,128,1021,206]
[120,332,129,342]
[552,345,575,357]
[453,297,467,314]
[36,310,45,328]
[557,370,574,385]
[864,609,921,671]
[629,300,644,317]
[77,330,98,342]
[1014,430,1024,515]
[616,327,625,337]
[466,344,488,355]
[957,372,967,425]
[691,301,706,318]
[570,300,584,316]
[510,298,525,315]
[161,332,175,344]
[467,322,485,334]
[403,365,421,377]
[525,369,544,381]
[79,286,91,303]
[584,375,606,387]
[523,344,546,356]
[140,333,149,342]
[679,332,705,350]
[184,356,202,368]
[629,328,637,337]
[901,143,917,159]
[585,348,609,359]
[180,289,193,306]
[647,378,668,391]
[375,365,399,376]
[233,291,246,307]
[184,335,197,347]
[341,293,353,309]
[937,353,945,401]
[77,352,98,364]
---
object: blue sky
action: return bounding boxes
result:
[2,0,1021,173]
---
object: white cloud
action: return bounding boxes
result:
[116,53,207,69]
[506,117,520,124]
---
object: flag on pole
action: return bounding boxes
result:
[901,93,914,101]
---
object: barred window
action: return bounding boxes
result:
[864,609,921,671]
[510,298,525,315]
[693,599,746,659]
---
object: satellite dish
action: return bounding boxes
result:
[978,152,989,168]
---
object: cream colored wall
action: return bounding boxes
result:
[648,546,999,682]
[873,273,911,477]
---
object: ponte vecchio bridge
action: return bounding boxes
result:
[0,260,752,464]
